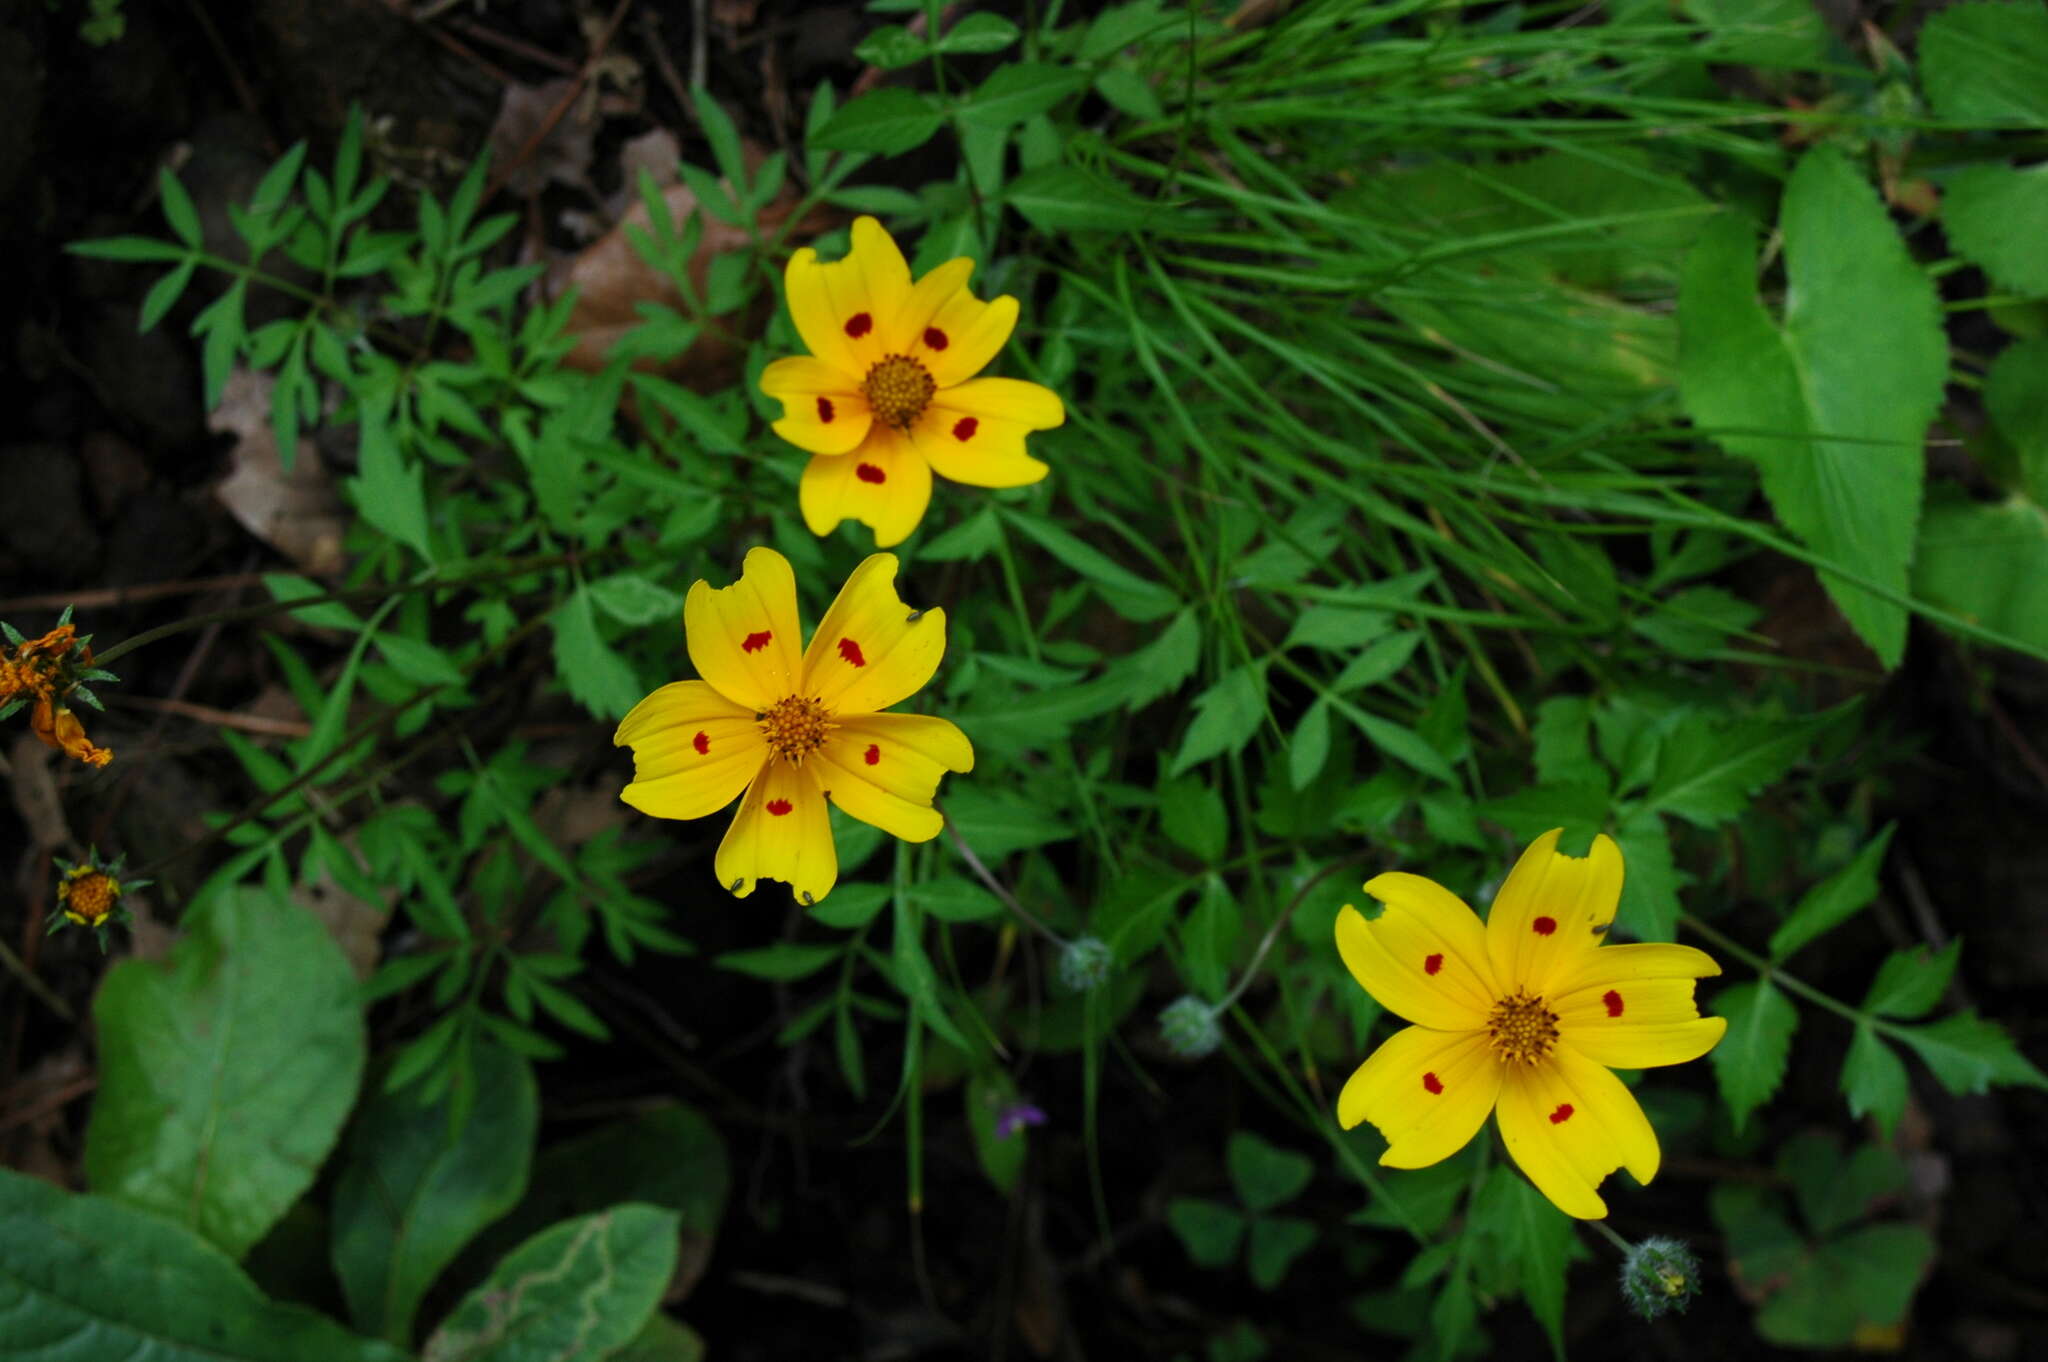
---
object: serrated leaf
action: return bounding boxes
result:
[1892,1010,2048,1094]
[1769,824,1895,960]
[1860,938,1961,1020]
[1943,164,2048,298]
[1158,775,1227,863]
[1111,605,1201,709]
[1708,979,1798,1132]
[1987,337,2048,505]
[1168,662,1266,777]
[1531,695,1599,785]
[551,586,643,722]
[1912,493,2048,657]
[331,1040,538,1344]
[1646,714,1817,826]
[0,1168,407,1362]
[811,87,944,155]
[350,410,435,562]
[84,887,366,1259]
[588,572,687,627]
[1920,1,2048,126]
[1678,149,1947,666]
[422,1206,679,1362]
[1840,1023,1910,1138]
[1471,1165,1573,1361]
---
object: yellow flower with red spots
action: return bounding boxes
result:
[613,547,973,905]
[760,217,1065,547]
[1334,830,1727,1219]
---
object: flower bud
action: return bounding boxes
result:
[1619,1235,1701,1321]
[1158,995,1222,1060]
[1057,936,1114,993]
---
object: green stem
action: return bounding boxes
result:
[1678,911,1868,1027]
[0,933,73,1022]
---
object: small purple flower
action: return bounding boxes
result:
[995,1102,1047,1140]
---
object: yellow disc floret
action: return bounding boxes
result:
[59,867,121,927]
[862,355,937,428]
[1486,988,1560,1065]
[759,695,832,764]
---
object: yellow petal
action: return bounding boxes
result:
[1485,829,1623,997]
[683,547,805,711]
[1546,941,1722,999]
[798,427,933,549]
[714,759,837,904]
[1335,877,1497,1032]
[783,217,914,378]
[1553,947,1727,1069]
[935,376,1065,429]
[1336,1025,1501,1170]
[1495,1044,1661,1221]
[799,552,949,714]
[908,404,1050,488]
[883,256,976,355]
[922,287,1019,388]
[810,713,973,842]
[615,681,768,820]
[762,356,872,456]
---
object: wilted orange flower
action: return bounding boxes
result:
[760,217,1065,547]
[614,547,973,905]
[31,701,114,767]
[2,618,114,767]
[1335,830,1726,1219]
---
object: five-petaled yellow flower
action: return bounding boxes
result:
[1334,829,1727,1219]
[614,547,973,905]
[759,217,1065,548]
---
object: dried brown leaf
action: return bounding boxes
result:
[211,368,348,574]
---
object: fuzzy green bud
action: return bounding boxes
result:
[1057,936,1115,993]
[1619,1236,1701,1321]
[1158,995,1222,1060]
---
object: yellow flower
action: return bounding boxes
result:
[613,547,974,905]
[760,217,1065,548]
[58,865,123,926]
[1333,829,1727,1220]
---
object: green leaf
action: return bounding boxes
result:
[852,24,928,69]
[1180,876,1240,1000]
[1893,1010,2048,1095]
[331,1040,538,1344]
[1002,508,1179,619]
[1768,824,1895,960]
[1943,164,2048,298]
[1168,663,1267,777]
[374,631,465,687]
[350,409,435,562]
[1678,149,1947,667]
[1283,604,1392,652]
[1288,698,1333,791]
[67,233,193,263]
[159,167,203,247]
[0,1168,407,1362]
[1682,0,1826,67]
[807,882,892,929]
[589,572,687,627]
[1226,1132,1312,1214]
[1861,938,1961,1020]
[1912,493,2048,657]
[715,942,841,981]
[1708,979,1798,1132]
[1165,1196,1245,1268]
[909,877,1005,923]
[552,585,644,721]
[1109,605,1201,709]
[936,12,1020,55]
[1987,337,2048,505]
[139,257,198,331]
[1645,714,1817,827]
[84,886,365,1259]
[1920,1,2048,126]
[955,63,1088,131]
[1839,1024,1910,1138]
[613,1316,707,1362]
[1004,164,1150,233]
[1531,696,1600,785]
[263,573,365,630]
[942,785,1074,858]
[688,86,747,187]
[1754,1224,1934,1346]
[1785,1136,1905,1238]
[421,1206,680,1362]
[965,1070,1027,1196]
[1471,1166,1574,1361]
[1629,585,1760,658]
[1339,702,1456,784]
[1158,774,1228,863]
[811,87,944,155]
[1246,1215,1317,1291]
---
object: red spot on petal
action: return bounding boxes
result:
[1422,1072,1444,1095]
[816,396,835,423]
[923,326,949,350]
[952,416,978,442]
[741,630,773,653]
[693,731,710,755]
[838,637,867,666]
[1424,953,1443,976]
[1603,989,1624,1017]
[864,743,881,766]
[1532,916,1557,936]
[766,798,793,816]
[1548,1103,1574,1125]
[844,312,872,338]
[856,462,886,484]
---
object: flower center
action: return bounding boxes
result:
[862,354,936,429]
[758,695,831,764]
[1486,988,1559,1065]
[64,871,118,925]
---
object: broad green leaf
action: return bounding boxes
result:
[1912,493,2048,657]
[1165,1196,1244,1267]
[811,88,944,155]
[1786,1137,1904,1238]
[1004,164,1150,233]
[1754,1224,1934,1347]
[1532,695,1599,785]
[1682,0,1826,67]
[1246,1216,1317,1290]
[1943,164,2048,298]
[1768,824,1896,960]
[1987,337,2048,505]
[552,585,644,721]
[1919,1,2048,126]
[422,1206,680,1362]
[1893,1010,2048,1094]
[85,886,365,1259]
[935,12,1020,54]
[1708,979,1798,1132]
[955,63,1088,131]
[1226,1131,1312,1214]
[331,1040,538,1344]
[350,409,435,562]
[1678,149,1947,666]
[1168,662,1267,777]
[613,1316,707,1362]
[1109,605,1201,709]
[1646,714,1817,827]
[1158,775,1227,863]
[1472,1166,1574,1361]
[1839,1023,1909,1137]
[1860,938,1961,1020]
[1710,1183,1807,1288]
[589,572,687,627]
[0,1168,406,1362]
[852,24,928,70]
